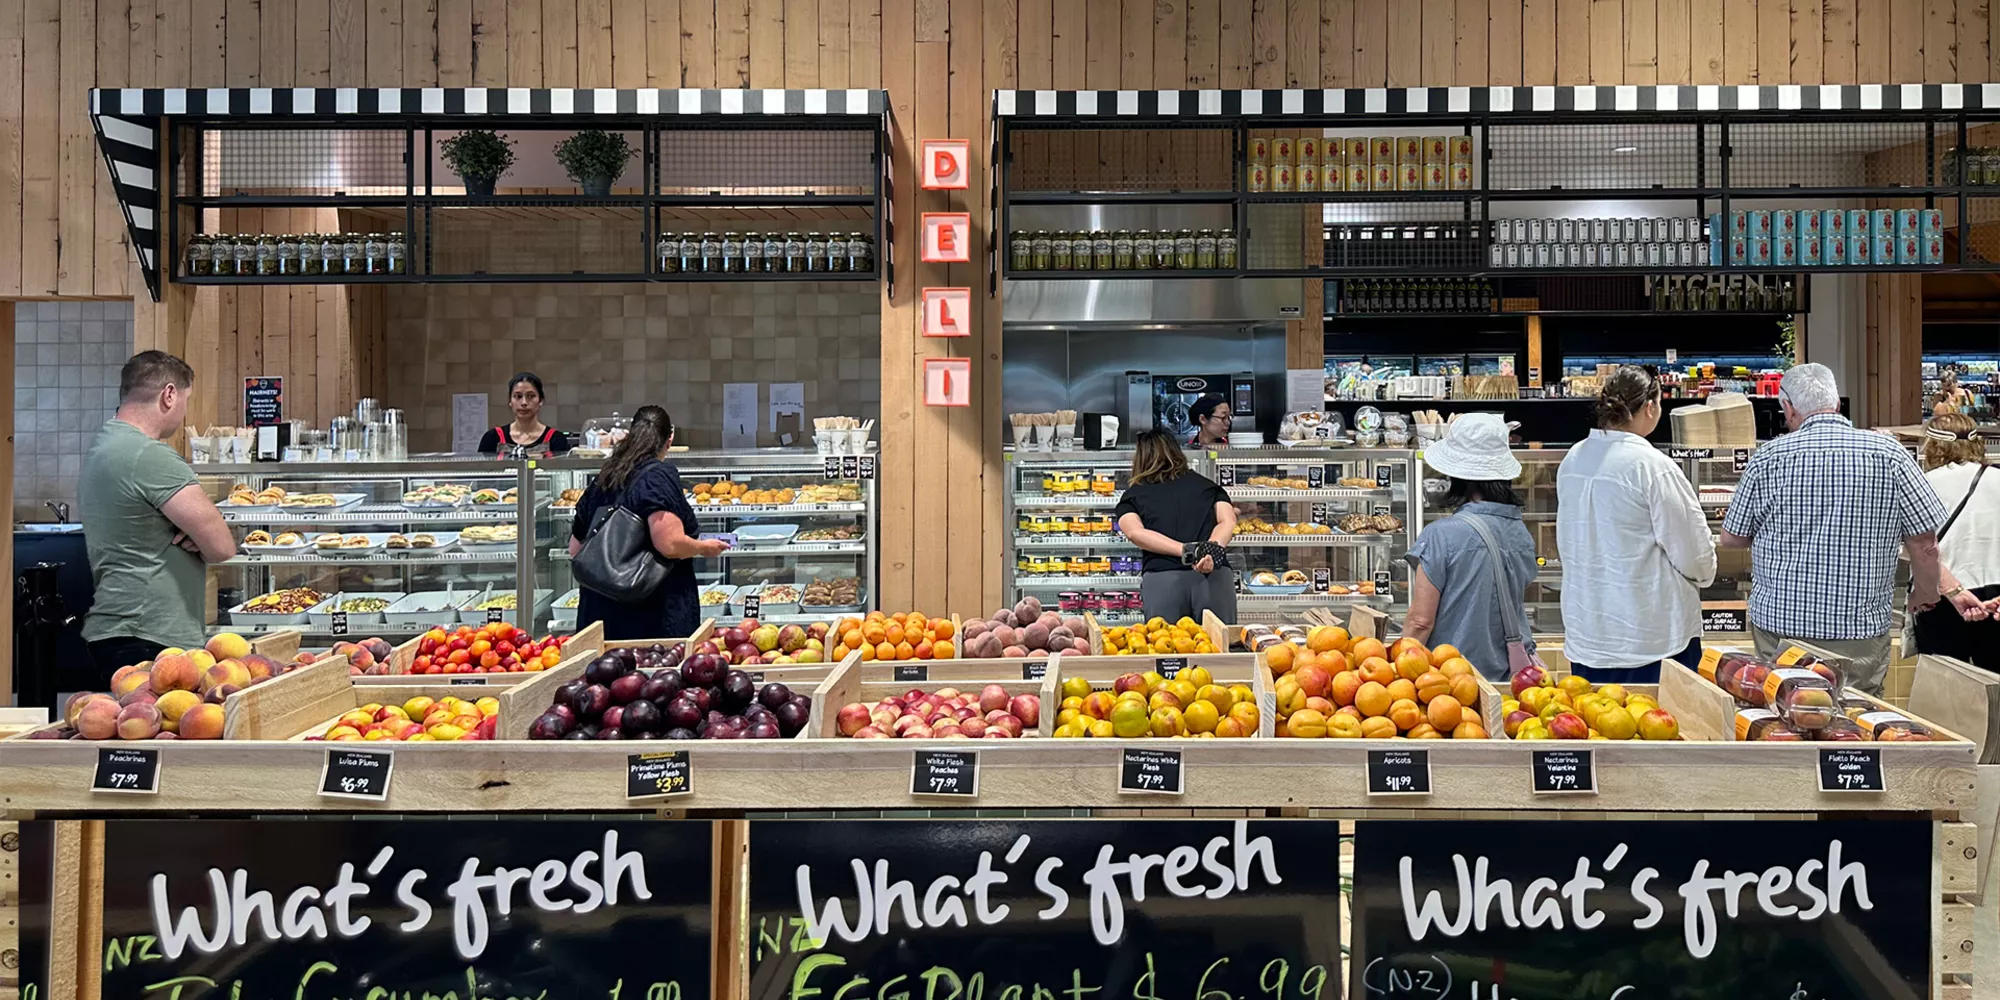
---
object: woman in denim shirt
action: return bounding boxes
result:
[1402,413,1539,681]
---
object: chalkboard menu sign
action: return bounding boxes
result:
[242,376,283,426]
[749,820,1341,1000]
[99,820,713,1000]
[17,821,53,1000]
[1350,819,1929,1000]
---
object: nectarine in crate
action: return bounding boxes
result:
[815,657,1051,739]
[1045,651,1271,738]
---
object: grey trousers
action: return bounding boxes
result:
[1751,623,1891,696]
[1140,567,1238,624]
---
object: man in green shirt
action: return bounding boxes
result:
[79,352,236,687]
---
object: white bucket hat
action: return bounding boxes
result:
[1422,412,1522,481]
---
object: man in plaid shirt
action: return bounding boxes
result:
[1720,364,1944,694]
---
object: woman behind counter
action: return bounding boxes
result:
[1114,430,1238,623]
[479,372,571,456]
[567,406,728,640]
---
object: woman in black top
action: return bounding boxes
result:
[479,372,572,456]
[1113,429,1239,622]
[1187,393,1234,448]
[566,407,727,639]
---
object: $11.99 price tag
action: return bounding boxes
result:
[92,746,161,794]
[627,751,693,799]
[1366,748,1431,795]
[319,748,394,801]
[911,750,979,796]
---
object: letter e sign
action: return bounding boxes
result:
[922,213,972,263]
[923,288,972,337]
[925,359,972,407]
[921,139,970,189]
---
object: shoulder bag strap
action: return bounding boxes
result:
[1938,464,1989,543]
[1460,513,1530,645]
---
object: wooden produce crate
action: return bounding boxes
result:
[289,638,604,741]
[1048,651,1273,737]
[1258,645,1507,738]
[1085,609,1230,655]
[359,620,615,686]
[7,653,353,741]
[1662,654,1977,745]
[809,654,1049,738]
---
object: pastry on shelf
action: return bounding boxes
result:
[1370,513,1405,532]
[552,488,584,508]
[341,534,371,549]
[313,533,343,550]
[1251,570,1282,586]
[384,534,411,549]
[274,531,303,545]
[1281,569,1309,585]
[1338,477,1381,489]
[243,529,273,545]
[410,533,438,548]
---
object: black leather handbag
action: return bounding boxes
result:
[572,503,671,602]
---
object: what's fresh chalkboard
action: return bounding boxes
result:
[98,820,714,1000]
[1350,819,1929,1000]
[749,820,1342,1000]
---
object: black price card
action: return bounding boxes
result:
[1667,447,1714,459]
[858,455,876,480]
[823,456,841,479]
[450,676,486,686]
[1819,747,1886,793]
[741,594,762,619]
[841,455,860,479]
[1022,661,1047,680]
[1373,569,1392,590]
[319,748,394,801]
[1366,748,1431,795]
[1217,465,1235,487]
[1311,502,1329,524]
[1526,365,1541,385]
[1155,656,1187,678]
[1530,748,1597,794]
[1701,605,1748,632]
[92,746,160,794]
[746,671,766,683]
[329,610,349,636]
[1732,447,1751,473]
[242,375,284,426]
[1307,465,1324,488]
[894,664,928,683]
[1118,747,1184,795]
[1312,567,1331,594]
[626,751,693,799]
[485,608,504,624]
[1375,466,1393,488]
[1372,503,1391,516]
[910,750,980,797]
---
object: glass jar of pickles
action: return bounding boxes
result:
[1112,229,1134,269]
[341,233,365,274]
[743,231,765,271]
[211,236,236,275]
[721,232,745,273]
[1132,230,1155,270]
[1031,230,1052,270]
[251,234,276,276]
[1218,231,1239,269]
[657,235,680,273]
[1174,229,1197,269]
[805,232,828,272]
[680,233,703,273]
[761,233,784,272]
[1010,230,1031,271]
[700,232,723,272]
[185,236,212,275]
[848,232,873,273]
[319,234,342,275]
[824,232,849,273]
[275,234,300,275]
[1051,231,1074,270]
[386,231,407,274]
[784,232,807,271]
[1091,230,1114,270]
[1195,230,1218,269]
[363,233,388,274]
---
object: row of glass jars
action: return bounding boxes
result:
[184,233,407,277]
[1008,229,1238,272]
[656,231,873,274]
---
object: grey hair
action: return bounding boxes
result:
[1779,363,1840,415]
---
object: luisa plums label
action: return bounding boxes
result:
[911,750,979,797]
[626,750,693,799]
[1530,748,1597,794]
[93,746,161,794]
[1119,747,1184,795]
[319,748,394,801]
[1366,748,1431,795]
[1818,747,1885,792]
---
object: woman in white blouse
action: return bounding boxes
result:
[1914,412,2000,669]
[1556,366,1718,683]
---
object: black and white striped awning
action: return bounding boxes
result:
[995,83,2000,118]
[88,87,891,300]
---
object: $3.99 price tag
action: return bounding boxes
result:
[319,748,394,801]
[626,751,692,799]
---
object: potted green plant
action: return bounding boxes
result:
[554,130,635,196]
[438,129,515,197]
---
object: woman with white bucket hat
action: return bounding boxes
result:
[1402,413,1539,681]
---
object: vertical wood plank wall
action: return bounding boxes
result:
[0,0,1978,612]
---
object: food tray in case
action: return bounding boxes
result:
[457,530,520,551]
[458,589,553,625]
[228,597,316,627]
[305,592,407,627]
[382,590,482,628]
[698,584,739,614]
[279,493,370,511]
[387,531,460,554]
[750,583,802,615]
[551,588,583,627]
[309,532,396,556]
[1243,583,1311,595]
[733,523,800,547]
[239,536,316,554]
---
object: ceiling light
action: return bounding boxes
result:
[1611,145,1639,153]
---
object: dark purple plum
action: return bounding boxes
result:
[600,705,625,731]
[721,670,756,710]
[775,699,810,736]
[681,653,725,688]
[757,682,794,709]
[555,679,591,713]
[561,729,594,740]
[664,727,697,740]
[622,700,662,733]
[609,673,646,705]
[636,729,664,739]
[583,655,624,686]
[594,726,626,739]
[682,686,712,714]
[641,671,683,703]
[546,702,577,726]
[528,712,572,740]
[575,684,613,720]
[743,719,781,740]
[663,694,703,730]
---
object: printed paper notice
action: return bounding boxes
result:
[452,394,489,455]
[723,383,758,449]
[1287,369,1324,413]
[769,382,804,445]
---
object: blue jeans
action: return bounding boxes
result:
[1567,636,1702,684]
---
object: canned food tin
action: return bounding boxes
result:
[1871,234,1895,264]
[1449,162,1473,190]
[1850,235,1870,265]
[1801,236,1822,266]
[1298,137,1320,167]
[1511,218,1530,242]
[1552,243,1568,267]
[1745,210,1769,238]
[1344,163,1370,191]
[1645,242,1663,267]
[1527,218,1545,243]
[1897,235,1920,264]
[1846,209,1870,238]
[1345,138,1371,162]
[1727,236,1747,266]
[1619,217,1639,242]
[1685,242,1704,266]
[1926,234,1945,263]
[1249,136,1271,165]
[1823,210,1845,240]
[1600,242,1616,264]
[1923,209,1944,237]
[1297,163,1321,192]
[1058,591,1082,613]
[1869,209,1894,238]
[1615,242,1632,267]
[1637,217,1654,243]
[1771,211,1795,239]
[1398,163,1424,190]
[1424,163,1448,190]
[1272,136,1295,165]
[1370,137,1396,163]
[1558,218,1577,243]
[1490,243,1507,268]
[1248,163,1270,192]
[1320,162,1344,192]
[1535,243,1553,267]
[1112,230,1134,270]
[1504,244,1521,267]
[1449,135,1475,162]
[1195,231,1218,269]
[1796,212,1820,239]
[1582,243,1600,267]
[1273,163,1295,192]
[1749,237,1772,267]
[1423,135,1449,162]
[1775,236,1797,266]
[1825,233,1847,265]
[1371,163,1396,191]
[1132,231,1155,269]
[1396,136,1424,163]
[1320,139,1344,168]
[1050,231,1073,270]
[1896,208,1920,238]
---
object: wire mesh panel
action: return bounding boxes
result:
[192,126,410,197]
[1725,119,1945,189]
[427,203,647,276]
[1952,198,2000,266]
[1008,127,1234,193]
[1487,122,1708,191]
[657,128,874,196]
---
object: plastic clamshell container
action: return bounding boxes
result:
[1857,710,1935,742]
[1735,707,1803,741]
[1763,668,1837,728]
[1700,648,1775,706]
[306,592,405,627]
[734,523,800,548]
[383,590,482,628]
[1773,645,1844,692]
[1813,716,1867,741]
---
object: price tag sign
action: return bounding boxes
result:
[1530,748,1597,794]
[742,594,762,619]
[1818,747,1885,793]
[1700,604,1748,633]
[1732,448,1750,473]
[92,747,160,794]
[1217,465,1235,487]
[1022,661,1047,681]
[1366,748,1431,795]
[894,664,929,683]
[841,455,860,479]
[911,750,980,797]
[1375,466,1393,488]
[1373,569,1392,591]
[1311,502,1329,525]
[450,676,486,686]
[1118,747,1185,795]
[485,608,504,624]
[1312,567,1331,594]
[1667,447,1714,460]
[626,750,693,799]
[858,455,876,480]
[329,610,349,636]
[823,457,841,479]
[319,748,394,801]
[1372,504,1391,517]
[746,671,766,683]
[1307,465,1324,488]
[1155,657,1187,679]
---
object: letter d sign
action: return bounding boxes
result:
[921,139,970,189]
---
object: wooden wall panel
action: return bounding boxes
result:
[0,0,1984,617]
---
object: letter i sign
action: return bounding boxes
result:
[923,288,972,337]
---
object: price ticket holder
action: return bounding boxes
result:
[911,749,980,796]
[626,750,693,799]
[92,746,160,794]
[1529,748,1597,794]
[1119,747,1184,794]
[1366,748,1430,795]
[319,748,394,801]
[1818,747,1885,793]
